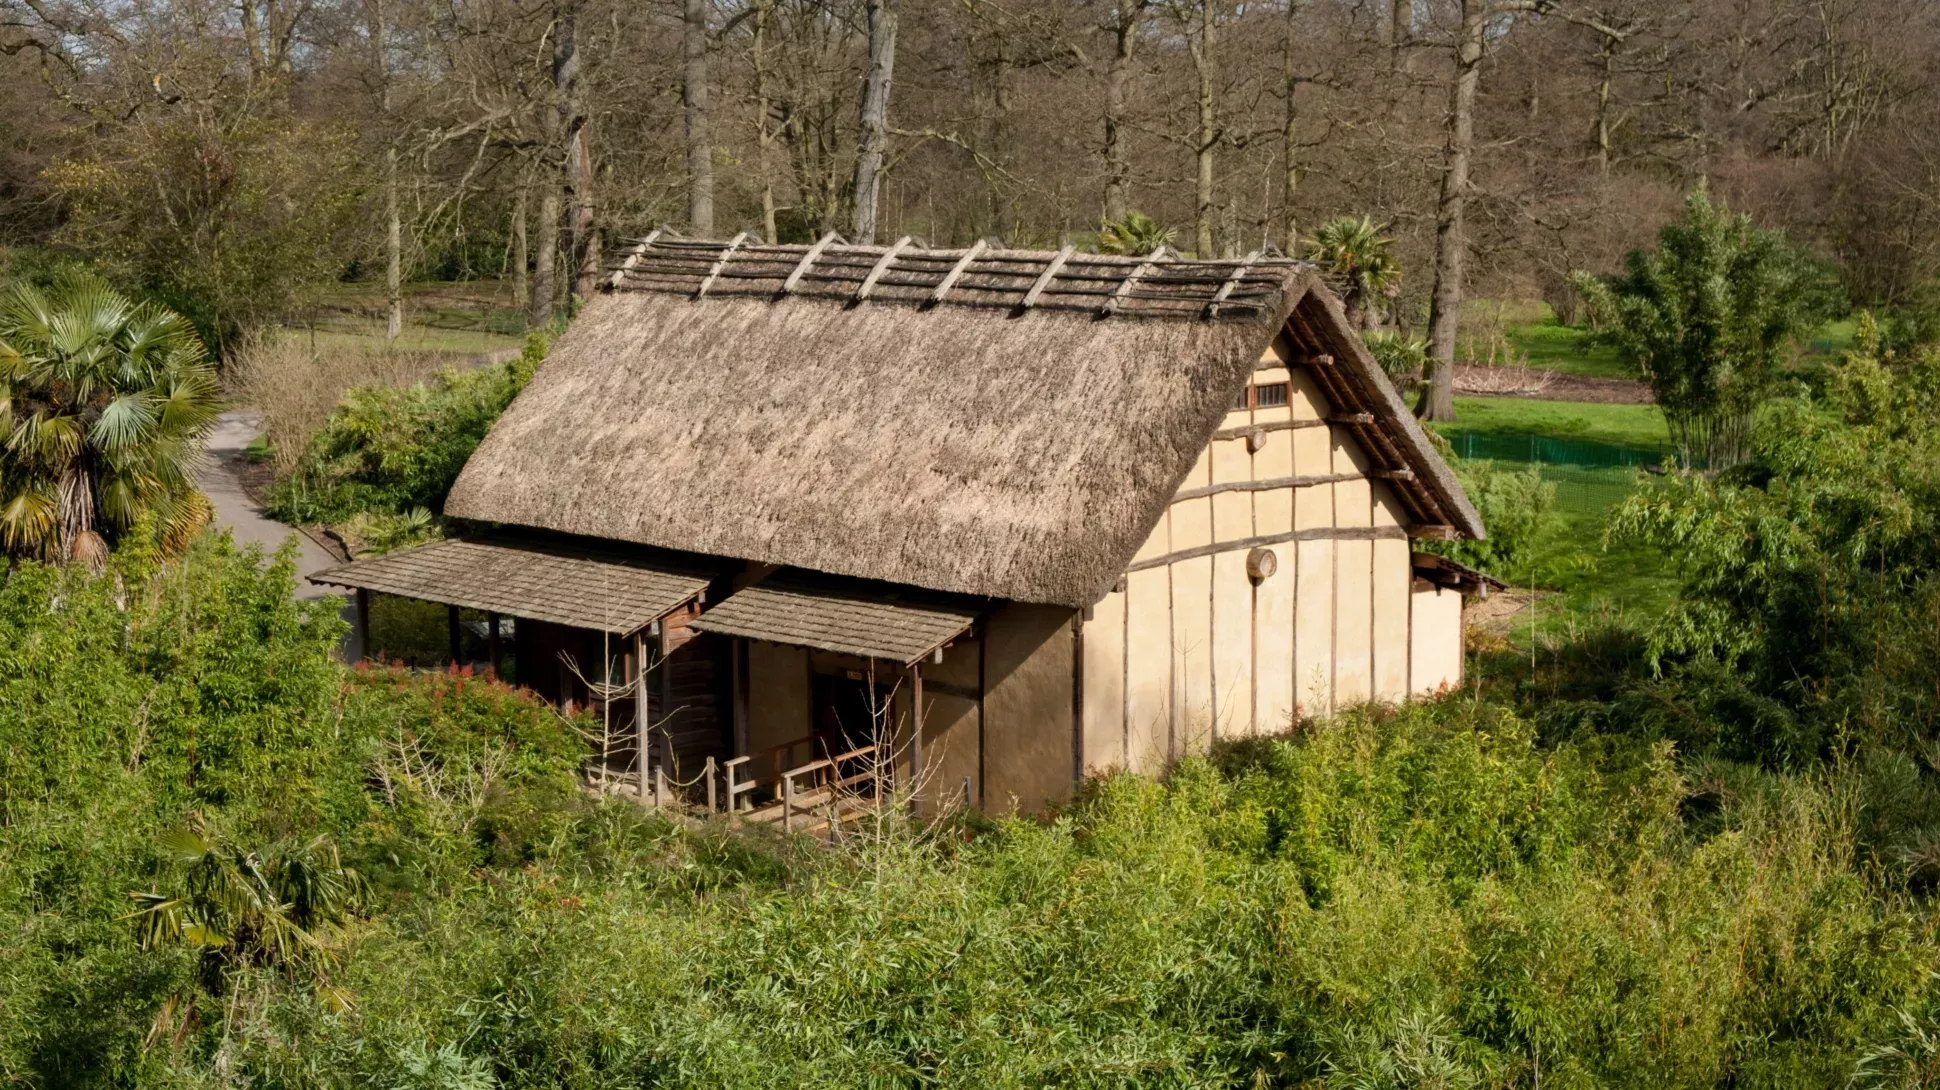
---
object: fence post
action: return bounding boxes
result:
[782,774,795,834]
[705,756,717,813]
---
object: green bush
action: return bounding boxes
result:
[265,333,547,525]
[1420,459,1556,583]
[4,525,1938,1089]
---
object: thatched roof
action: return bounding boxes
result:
[445,234,1482,609]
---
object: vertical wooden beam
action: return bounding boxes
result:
[635,631,650,805]
[446,604,461,666]
[354,589,372,663]
[487,613,502,679]
[909,661,924,817]
[659,622,674,747]
[731,637,750,758]
[1071,613,1084,790]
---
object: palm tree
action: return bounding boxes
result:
[1304,215,1402,331]
[0,273,219,566]
[1098,210,1176,255]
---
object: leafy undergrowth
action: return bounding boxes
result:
[262,333,546,529]
[3,533,1937,1088]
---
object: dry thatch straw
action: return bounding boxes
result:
[449,238,1482,608]
[223,333,462,472]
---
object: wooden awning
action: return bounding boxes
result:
[691,573,982,667]
[308,533,713,635]
[1411,551,1508,597]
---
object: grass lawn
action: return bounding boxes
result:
[1431,397,1670,449]
[285,278,528,358]
[1456,298,1632,380]
[290,324,524,358]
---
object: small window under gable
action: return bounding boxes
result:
[1232,381,1292,411]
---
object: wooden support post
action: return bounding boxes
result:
[446,604,461,666]
[354,589,372,663]
[634,632,650,805]
[731,638,749,759]
[909,662,924,817]
[704,756,717,813]
[782,773,795,834]
[487,613,501,679]
[655,765,668,809]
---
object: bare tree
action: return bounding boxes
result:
[556,0,597,302]
[685,0,715,233]
[853,0,897,243]
[1421,0,1555,421]
[368,0,404,340]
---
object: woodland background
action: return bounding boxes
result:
[5,0,1939,363]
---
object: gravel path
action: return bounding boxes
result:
[195,410,341,600]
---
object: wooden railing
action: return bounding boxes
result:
[719,736,882,835]
[597,732,884,836]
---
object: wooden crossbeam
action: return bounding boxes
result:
[930,239,989,303]
[606,227,666,289]
[854,236,914,302]
[694,231,752,298]
[1020,242,1077,310]
[1102,245,1173,317]
[781,230,842,294]
[1205,249,1264,318]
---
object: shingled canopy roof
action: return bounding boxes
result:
[308,531,714,635]
[691,570,983,667]
[444,233,1482,609]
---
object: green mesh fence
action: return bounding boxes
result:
[1443,431,1673,515]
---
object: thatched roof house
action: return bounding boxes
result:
[446,236,1479,607]
[319,232,1488,820]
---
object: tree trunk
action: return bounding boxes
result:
[1281,0,1300,253]
[684,0,714,234]
[753,0,778,243]
[852,0,897,244]
[385,145,402,340]
[511,177,529,325]
[1594,32,1615,174]
[369,0,402,340]
[531,187,559,329]
[1102,1,1144,224]
[1189,1,1217,256]
[555,0,597,303]
[1419,0,1485,422]
[243,1,268,80]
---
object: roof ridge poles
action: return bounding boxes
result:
[1019,242,1077,310]
[606,227,666,289]
[781,230,844,295]
[1205,249,1264,319]
[853,236,914,303]
[1101,244,1174,317]
[929,238,990,304]
[694,231,753,298]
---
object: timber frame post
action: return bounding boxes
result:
[446,604,461,666]
[634,631,651,805]
[908,661,924,818]
[353,589,372,663]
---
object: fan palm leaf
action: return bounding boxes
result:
[0,272,217,561]
[1305,215,1402,329]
